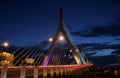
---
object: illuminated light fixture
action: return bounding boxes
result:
[59,35,64,41]
[76,49,79,52]
[70,49,72,52]
[64,55,66,57]
[68,54,70,57]
[49,38,53,42]
[2,42,9,47]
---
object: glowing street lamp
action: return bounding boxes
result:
[49,38,53,42]
[59,35,64,41]
[2,42,9,47]
[76,49,79,52]
[64,55,66,57]
[70,49,72,52]
[1,42,9,52]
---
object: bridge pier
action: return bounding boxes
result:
[43,68,47,78]
[33,67,38,78]
[20,66,26,78]
[67,69,70,76]
[1,65,8,78]
[69,69,72,75]
[60,68,63,76]
[50,68,54,77]
[55,68,59,76]
[64,68,67,76]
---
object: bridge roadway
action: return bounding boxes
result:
[0,64,93,78]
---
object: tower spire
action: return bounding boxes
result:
[59,6,64,32]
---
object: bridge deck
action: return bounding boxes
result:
[0,64,93,78]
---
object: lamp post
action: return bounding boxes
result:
[0,42,9,78]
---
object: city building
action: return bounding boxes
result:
[0,51,14,66]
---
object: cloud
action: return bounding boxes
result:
[79,43,120,57]
[83,43,120,50]
[71,17,120,37]
[34,40,49,49]
[115,37,120,40]
[111,49,120,55]
[71,24,120,37]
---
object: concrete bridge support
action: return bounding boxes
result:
[1,65,8,78]
[20,66,26,78]
[64,69,67,76]
[43,68,47,78]
[67,69,70,76]
[33,67,38,78]
[60,68,63,76]
[50,68,54,77]
[55,68,59,76]
[69,69,72,75]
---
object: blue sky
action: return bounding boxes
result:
[0,0,120,57]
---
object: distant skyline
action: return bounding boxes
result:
[0,0,120,47]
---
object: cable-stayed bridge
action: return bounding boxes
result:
[0,7,93,78]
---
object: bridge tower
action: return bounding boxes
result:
[42,6,88,66]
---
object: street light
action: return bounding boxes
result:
[76,49,79,52]
[49,38,53,42]
[64,55,66,57]
[59,35,64,41]
[70,49,72,52]
[2,42,9,47]
[1,42,9,52]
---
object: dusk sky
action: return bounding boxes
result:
[0,0,120,56]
